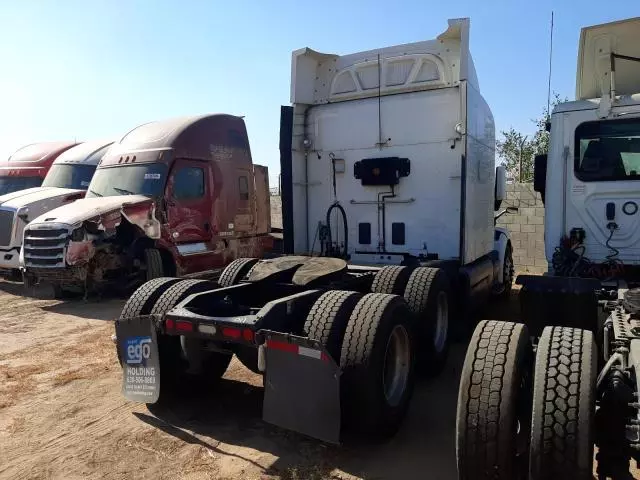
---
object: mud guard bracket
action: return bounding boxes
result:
[260,330,341,444]
[115,315,161,404]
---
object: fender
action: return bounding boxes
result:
[493,227,511,284]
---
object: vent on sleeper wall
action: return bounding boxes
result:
[386,60,414,86]
[329,54,445,99]
[356,64,380,90]
[414,61,440,82]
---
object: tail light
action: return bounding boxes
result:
[222,327,241,339]
[175,320,193,332]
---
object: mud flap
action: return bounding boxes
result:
[260,330,341,444]
[115,315,161,404]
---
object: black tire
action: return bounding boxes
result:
[529,326,596,480]
[303,290,363,362]
[116,277,181,366]
[370,265,413,295]
[119,277,181,320]
[144,248,164,281]
[493,242,514,300]
[340,293,415,439]
[151,279,232,402]
[456,320,532,480]
[150,279,217,317]
[403,267,450,375]
[218,257,259,287]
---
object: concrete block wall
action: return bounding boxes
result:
[497,183,547,274]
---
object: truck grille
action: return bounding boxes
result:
[0,209,15,246]
[23,227,70,268]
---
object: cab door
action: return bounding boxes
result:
[165,159,213,256]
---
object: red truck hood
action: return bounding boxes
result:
[28,195,152,226]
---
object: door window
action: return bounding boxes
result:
[174,167,205,199]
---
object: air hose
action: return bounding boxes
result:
[325,202,348,259]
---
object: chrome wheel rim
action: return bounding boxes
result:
[382,324,411,407]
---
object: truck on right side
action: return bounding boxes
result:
[455,17,640,480]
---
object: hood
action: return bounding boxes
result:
[28,195,152,226]
[0,187,48,205]
[577,17,640,100]
[0,187,83,210]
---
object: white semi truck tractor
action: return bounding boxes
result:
[456,16,640,480]
[114,17,514,444]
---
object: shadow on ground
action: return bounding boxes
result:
[134,346,469,479]
[40,298,125,322]
[0,280,53,299]
[132,294,522,479]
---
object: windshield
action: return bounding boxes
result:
[85,163,167,198]
[41,164,97,190]
[0,176,43,195]
[575,118,640,181]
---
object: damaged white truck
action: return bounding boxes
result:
[0,139,112,280]
[115,17,516,444]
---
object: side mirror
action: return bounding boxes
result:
[494,165,507,211]
[534,154,547,204]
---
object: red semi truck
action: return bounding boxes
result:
[0,142,78,195]
[21,114,273,296]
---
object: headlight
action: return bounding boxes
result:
[71,227,86,242]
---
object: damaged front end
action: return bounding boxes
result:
[23,200,162,293]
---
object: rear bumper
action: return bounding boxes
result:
[164,306,258,346]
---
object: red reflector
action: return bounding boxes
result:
[266,340,298,354]
[242,329,254,342]
[175,320,193,332]
[222,327,242,339]
[165,318,175,330]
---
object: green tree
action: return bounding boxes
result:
[497,93,568,182]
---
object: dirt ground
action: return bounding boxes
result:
[0,279,636,479]
[0,279,471,480]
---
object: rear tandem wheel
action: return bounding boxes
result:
[403,267,451,375]
[340,292,416,439]
[456,320,532,479]
[529,326,596,480]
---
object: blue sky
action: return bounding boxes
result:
[0,1,637,184]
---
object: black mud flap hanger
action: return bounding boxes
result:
[516,275,600,336]
[259,330,341,445]
[115,315,161,404]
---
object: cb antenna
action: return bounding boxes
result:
[546,11,554,116]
